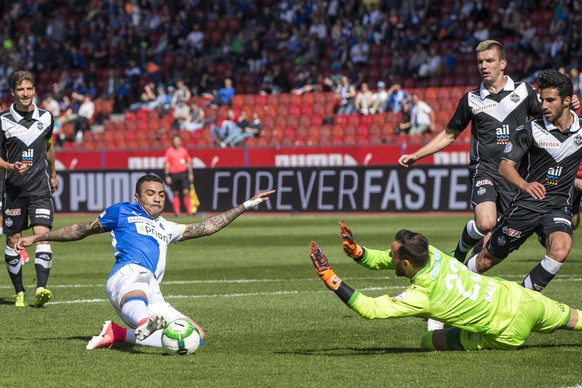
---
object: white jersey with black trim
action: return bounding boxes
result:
[446,76,541,177]
[98,201,186,282]
[503,112,582,212]
[0,103,54,197]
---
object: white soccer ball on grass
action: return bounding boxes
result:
[161,318,201,355]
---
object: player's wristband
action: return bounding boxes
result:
[243,198,263,210]
[334,282,355,304]
[352,246,365,261]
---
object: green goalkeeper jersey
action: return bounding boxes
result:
[348,246,524,336]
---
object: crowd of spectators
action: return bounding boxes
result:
[0,0,581,148]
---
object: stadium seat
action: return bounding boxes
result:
[360,114,374,125]
[335,114,348,125]
[231,95,244,107]
[311,114,323,125]
[373,113,386,125]
[348,115,361,126]
[289,104,301,115]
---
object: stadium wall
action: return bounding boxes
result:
[55,144,471,170]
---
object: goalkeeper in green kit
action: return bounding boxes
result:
[309,221,582,351]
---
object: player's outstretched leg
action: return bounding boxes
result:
[135,314,167,341]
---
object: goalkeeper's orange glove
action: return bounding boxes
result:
[338,220,363,260]
[310,240,343,291]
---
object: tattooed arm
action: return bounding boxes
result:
[15,219,105,249]
[182,190,275,241]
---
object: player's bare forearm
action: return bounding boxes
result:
[16,219,104,249]
[499,159,528,191]
[36,220,103,242]
[398,130,456,167]
[182,204,245,240]
[181,190,274,240]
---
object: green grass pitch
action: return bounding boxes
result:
[1,214,581,387]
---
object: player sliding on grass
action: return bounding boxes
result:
[16,174,274,351]
[308,220,582,350]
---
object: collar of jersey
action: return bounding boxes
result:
[542,110,581,133]
[10,103,40,122]
[479,75,515,100]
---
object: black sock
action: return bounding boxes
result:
[521,263,555,292]
[35,251,52,289]
[5,252,25,293]
[453,226,482,263]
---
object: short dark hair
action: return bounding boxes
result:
[135,174,163,194]
[394,229,429,268]
[10,70,35,90]
[537,69,573,101]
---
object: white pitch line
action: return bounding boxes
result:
[48,290,301,305]
[2,274,582,291]
[46,287,408,306]
[7,275,582,306]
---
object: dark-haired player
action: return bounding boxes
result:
[466,69,582,292]
[16,174,274,351]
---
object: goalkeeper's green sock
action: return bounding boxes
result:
[575,310,582,331]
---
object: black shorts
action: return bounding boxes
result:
[170,172,189,192]
[3,195,54,234]
[470,171,515,215]
[486,206,573,260]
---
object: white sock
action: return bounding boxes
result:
[120,297,150,328]
[126,329,162,347]
[34,244,52,268]
[466,254,479,273]
[540,255,562,275]
[426,319,445,331]
[467,219,485,239]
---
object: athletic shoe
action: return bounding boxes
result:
[15,291,28,307]
[33,287,52,307]
[20,249,30,264]
[135,314,167,341]
[86,321,115,350]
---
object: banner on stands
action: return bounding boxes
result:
[54,166,471,213]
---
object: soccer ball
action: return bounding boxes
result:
[161,319,201,355]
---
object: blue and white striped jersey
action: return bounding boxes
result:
[98,201,186,281]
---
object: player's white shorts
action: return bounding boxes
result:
[106,263,186,328]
